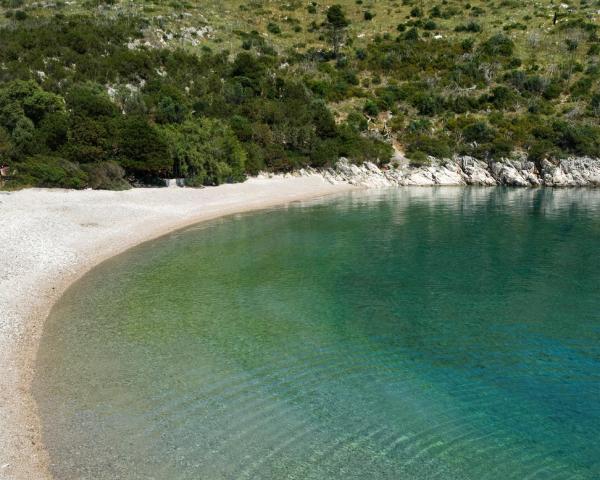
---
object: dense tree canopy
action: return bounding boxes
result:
[0,14,390,189]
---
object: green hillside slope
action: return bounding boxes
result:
[0,1,598,188]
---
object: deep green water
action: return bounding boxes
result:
[34,188,600,480]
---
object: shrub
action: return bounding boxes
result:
[412,94,445,116]
[310,138,340,167]
[163,119,246,186]
[461,38,475,52]
[488,139,513,160]
[570,77,592,99]
[116,116,171,179]
[423,20,437,31]
[82,161,130,190]
[410,7,422,17]
[267,22,281,34]
[565,39,578,52]
[407,150,430,166]
[334,124,393,165]
[542,79,563,100]
[528,140,560,163]
[552,121,600,157]
[462,121,496,143]
[243,142,266,175]
[406,135,451,160]
[455,22,481,33]
[364,100,380,116]
[590,93,600,117]
[2,0,25,7]
[12,155,88,189]
[66,84,118,118]
[404,28,419,41]
[487,86,517,109]
[346,111,368,132]
[480,34,515,57]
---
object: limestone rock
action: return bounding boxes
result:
[460,156,497,186]
[490,161,530,187]
[305,155,600,188]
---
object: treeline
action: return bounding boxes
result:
[0,15,391,189]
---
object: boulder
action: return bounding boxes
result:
[460,156,497,186]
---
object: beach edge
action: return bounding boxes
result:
[0,175,354,480]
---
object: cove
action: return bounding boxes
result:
[34,187,600,479]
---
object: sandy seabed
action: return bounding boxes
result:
[0,175,353,480]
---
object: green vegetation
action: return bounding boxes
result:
[0,0,598,189]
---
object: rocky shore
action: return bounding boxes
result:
[308,156,600,188]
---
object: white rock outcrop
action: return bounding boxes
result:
[542,158,600,187]
[314,156,600,188]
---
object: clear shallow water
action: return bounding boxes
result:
[34,188,600,480]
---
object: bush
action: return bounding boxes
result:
[480,34,515,57]
[116,116,171,179]
[462,121,496,143]
[423,20,437,31]
[590,93,600,117]
[12,155,88,189]
[406,135,451,160]
[346,111,368,132]
[404,28,419,41]
[363,100,380,116]
[310,138,340,167]
[488,139,513,160]
[82,161,130,190]
[528,140,560,163]
[412,94,445,116]
[243,142,266,174]
[163,119,246,186]
[336,125,393,165]
[487,86,517,109]
[1,0,24,7]
[407,150,430,166]
[455,22,482,33]
[66,84,118,117]
[267,23,281,34]
[552,121,600,157]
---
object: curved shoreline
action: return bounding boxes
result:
[0,175,354,479]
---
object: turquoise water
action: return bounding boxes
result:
[34,188,600,479]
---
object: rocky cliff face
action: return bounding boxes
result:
[307,156,600,188]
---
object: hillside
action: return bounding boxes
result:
[0,0,599,189]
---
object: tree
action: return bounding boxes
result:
[325,5,350,57]
[162,119,246,186]
[115,116,171,179]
